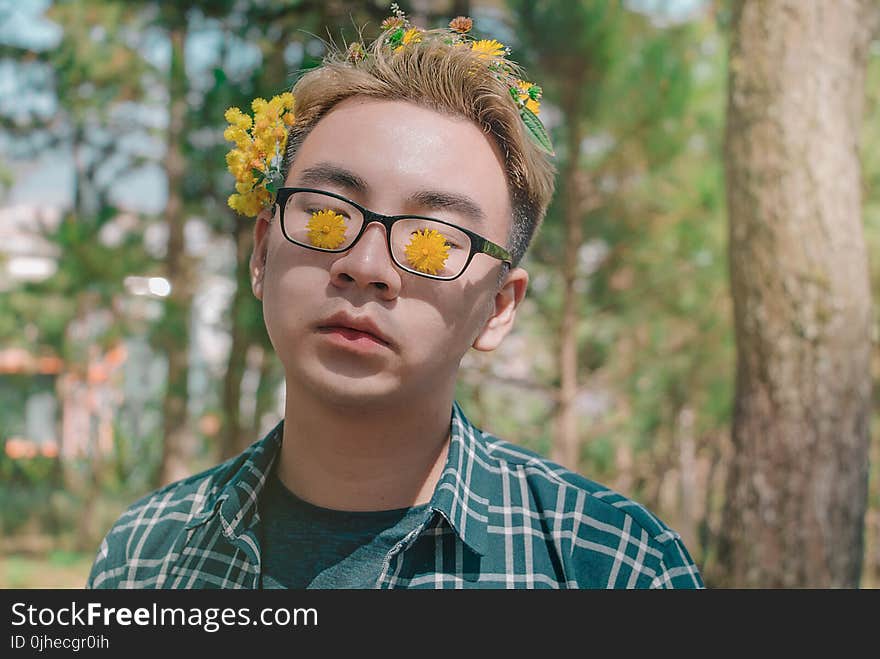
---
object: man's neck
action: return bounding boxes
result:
[276,383,453,512]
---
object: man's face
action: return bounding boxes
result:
[252,97,527,408]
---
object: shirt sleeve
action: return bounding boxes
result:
[650,536,705,589]
[85,526,130,589]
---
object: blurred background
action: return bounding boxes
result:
[1,0,878,588]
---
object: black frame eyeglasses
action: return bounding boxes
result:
[273,187,513,281]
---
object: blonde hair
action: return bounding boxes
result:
[280,28,557,267]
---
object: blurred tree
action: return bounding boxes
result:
[154,1,197,487]
[860,13,880,590]
[718,0,880,587]
[508,0,701,479]
[0,0,156,548]
[509,0,622,473]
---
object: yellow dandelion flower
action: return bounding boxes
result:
[402,28,422,45]
[393,27,422,51]
[404,228,450,275]
[515,80,542,115]
[471,39,505,58]
[306,209,348,249]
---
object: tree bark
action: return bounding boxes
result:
[251,345,282,447]
[718,0,878,587]
[550,99,584,471]
[218,213,252,461]
[157,23,194,487]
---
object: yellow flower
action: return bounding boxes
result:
[402,28,422,46]
[404,228,450,275]
[228,192,263,218]
[471,39,505,58]
[393,27,423,51]
[306,209,348,249]
[224,93,296,217]
[515,80,541,115]
[224,107,252,130]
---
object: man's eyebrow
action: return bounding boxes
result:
[293,164,486,225]
[294,163,370,194]
[406,190,486,226]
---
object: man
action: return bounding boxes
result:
[88,12,703,589]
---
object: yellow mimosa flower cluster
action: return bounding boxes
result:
[224,93,295,217]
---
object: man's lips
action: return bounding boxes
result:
[315,312,393,347]
[317,325,390,346]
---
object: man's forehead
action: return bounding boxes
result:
[286,97,512,232]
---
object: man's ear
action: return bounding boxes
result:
[250,207,273,300]
[472,266,529,352]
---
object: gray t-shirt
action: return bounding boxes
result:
[258,471,430,589]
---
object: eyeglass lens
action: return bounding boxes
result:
[282,190,473,279]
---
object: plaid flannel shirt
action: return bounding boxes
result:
[87,401,704,589]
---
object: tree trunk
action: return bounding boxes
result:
[250,345,279,447]
[218,213,252,461]
[677,407,697,553]
[157,23,194,487]
[718,0,878,587]
[550,111,584,471]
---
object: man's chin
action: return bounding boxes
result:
[288,366,406,410]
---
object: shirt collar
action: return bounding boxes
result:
[190,401,491,556]
[427,401,490,556]
[186,421,282,537]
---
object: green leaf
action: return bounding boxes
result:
[388,27,404,46]
[521,107,555,156]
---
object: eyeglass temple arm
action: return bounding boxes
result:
[482,240,512,265]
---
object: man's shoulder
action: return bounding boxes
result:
[86,433,275,588]
[113,459,230,532]
[472,430,703,587]
[475,431,682,545]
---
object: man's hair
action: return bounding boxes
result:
[280,27,557,268]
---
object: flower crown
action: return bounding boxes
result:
[224,4,553,218]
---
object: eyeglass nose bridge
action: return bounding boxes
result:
[358,208,396,232]
[347,208,401,249]
[342,208,399,261]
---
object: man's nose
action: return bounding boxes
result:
[327,222,402,296]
